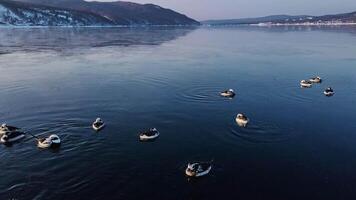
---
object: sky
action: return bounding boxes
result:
[90,0,356,20]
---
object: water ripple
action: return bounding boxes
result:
[228,118,295,144]
[174,84,229,105]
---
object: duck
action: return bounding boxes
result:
[309,76,322,83]
[37,134,61,149]
[92,118,105,131]
[0,124,20,136]
[300,80,312,88]
[220,89,236,98]
[324,87,334,96]
[185,161,212,177]
[139,128,160,141]
[236,113,249,127]
[1,131,25,144]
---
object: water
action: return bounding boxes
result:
[0,26,356,199]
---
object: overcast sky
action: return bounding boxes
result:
[90,0,356,20]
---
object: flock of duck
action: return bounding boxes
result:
[1,75,334,178]
[300,76,335,96]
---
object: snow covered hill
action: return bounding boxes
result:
[0,0,199,26]
[0,0,113,26]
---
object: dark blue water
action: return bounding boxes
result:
[1,26,356,200]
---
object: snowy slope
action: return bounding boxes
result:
[0,0,113,26]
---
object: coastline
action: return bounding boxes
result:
[254,22,356,26]
[203,23,356,27]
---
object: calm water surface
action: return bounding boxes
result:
[0,26,356,200]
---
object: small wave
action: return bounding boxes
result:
[136,74,174,89]
[6,182,27,192]
[174,84,229,105]
[58,177,91,194]
[229,119,294,143]
[0,82,30,96]
[252,82,315,104]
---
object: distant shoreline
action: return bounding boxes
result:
[202,12,356,27]
[253,22,356,26]
[203,23,356,27]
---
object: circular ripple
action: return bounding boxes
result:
[174,84,232,105]
[136,73,174,89]
[251,82,315,104]
[279,85,315,103]
[228,118,295,144]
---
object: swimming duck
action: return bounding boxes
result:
[309,76,322,83]
[220,89,236,98]
[185,161,212,177]
[0,124,20,136]
[92,118,105,131]
[300,80,312,88]
[139,128,160,141]
[1,131,25,144]
[324,87,334,96]
[236,113,249,127]
[37,134,61,149]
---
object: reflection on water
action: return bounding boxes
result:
[206,24,356,35]
[0,27,196,54]
[1,26,356,200]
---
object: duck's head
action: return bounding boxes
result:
[228,89,234,92]
[187,163,192,169]
[2,135,8,141]
[1,124,6,128]
[96,118,101,122]
[49,134,59,140]
[187,163,197,171]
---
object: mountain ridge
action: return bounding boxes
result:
[0,0,199,26]
[0,0,114,26]
[14,0,199,25]
[202,12,356,25]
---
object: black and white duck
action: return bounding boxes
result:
[236,113,249,127]
[185,161,212,177]
[37,134,61,149]
[92,118,105,131]
[139,128,160,141]
[220,89,236,98]
[309,76,322,83]
[1,131,25,144]
[300,80,312,88]
[0,124,20,136]
[324,87,334,96]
